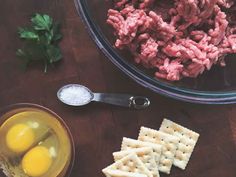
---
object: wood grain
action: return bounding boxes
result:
[0,0,236,177]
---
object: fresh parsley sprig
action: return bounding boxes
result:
[17,13,63,72]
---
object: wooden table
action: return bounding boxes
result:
[0,0,236,177]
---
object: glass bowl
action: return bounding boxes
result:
[74,0,236,104]
[0,103,75,177]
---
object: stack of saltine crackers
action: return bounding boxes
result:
[102,119,200,177]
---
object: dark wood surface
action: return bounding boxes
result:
[0,0,236,177]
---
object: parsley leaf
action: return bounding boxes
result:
[18,27,39,40]
[31,14,53,31]
[17,13,62,72]
[16,49,31,70]
[51,23,62,42]
[46,45,62,63]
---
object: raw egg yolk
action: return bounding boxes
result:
[6,124,35,153]
[22,146,52,177]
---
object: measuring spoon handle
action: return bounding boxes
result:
[92,93,150,109]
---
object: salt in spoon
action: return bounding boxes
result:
[57,84,150,109]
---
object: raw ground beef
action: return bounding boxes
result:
[107,0,236,81]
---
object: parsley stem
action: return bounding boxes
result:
[44,60,48,73]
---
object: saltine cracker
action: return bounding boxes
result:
[138,127,179,174]
[102,153,153,177]
[113,147,159,177]
[159,119,200,170]
[121,137,162,168]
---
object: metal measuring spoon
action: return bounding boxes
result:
[57,84,150,109]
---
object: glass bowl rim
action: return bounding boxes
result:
[74,0,236,104]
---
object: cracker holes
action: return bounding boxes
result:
[128,160,133,166]
[134,168,139,173]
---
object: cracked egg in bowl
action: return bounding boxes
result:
[0,103,74,177]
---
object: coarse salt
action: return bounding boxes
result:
[59,85,92,106]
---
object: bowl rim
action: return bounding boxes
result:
[0,103,75,177]
[74,0,236,104]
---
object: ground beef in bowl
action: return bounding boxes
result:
[107,0,236,81]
